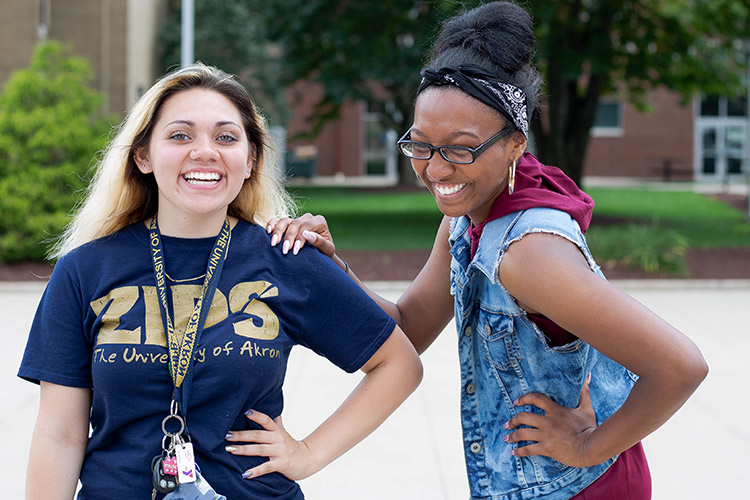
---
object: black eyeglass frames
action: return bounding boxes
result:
[397,125,513,164]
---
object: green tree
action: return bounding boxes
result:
[159,0,289,124]
[530,0,750,184]
[260,0,468,183]
[0,41,112,261]
[260,0,748,185]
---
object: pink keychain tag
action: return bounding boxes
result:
[161,455,178,476]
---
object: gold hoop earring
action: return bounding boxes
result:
[508,159,517,196]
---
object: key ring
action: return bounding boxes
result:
[161,413,185,438]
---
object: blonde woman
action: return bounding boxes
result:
[19,64,422,499]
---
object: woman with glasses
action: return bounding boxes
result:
[269,2,707,499]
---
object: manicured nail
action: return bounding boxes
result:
[503,434,510,442]
[271,234,280,246]
[292,240,303,255]
[586,373,592,384]
[503,421,510,430]
[225,432,233,439]
[282,240,291,254]
[512,398,519,406]
[244,409,254,417]
[225,445,238,452]
[510,449,516,456]
[302,230,317,242]
[242,470,252,479]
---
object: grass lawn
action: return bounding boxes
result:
[289,187,444,250]
[289,185,749,250]
[586,187,750,249]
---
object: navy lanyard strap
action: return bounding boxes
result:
[149,216,231,419]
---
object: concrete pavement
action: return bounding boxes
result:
[3,279,748,499]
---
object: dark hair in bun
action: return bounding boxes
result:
[428,1,542,118]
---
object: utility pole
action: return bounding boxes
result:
[745,40,750,222]
[181,0,195,68]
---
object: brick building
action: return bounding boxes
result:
[2,1,747,183]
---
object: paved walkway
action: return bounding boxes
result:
[2,279,748,499]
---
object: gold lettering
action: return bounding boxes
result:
[229,281,280,340]
[171,285,229,334]
[90,287,141,345]
[142,286,167,347]
[240,340,253,357]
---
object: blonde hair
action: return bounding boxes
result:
[50,64,295,258]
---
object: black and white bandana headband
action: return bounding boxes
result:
[417,65,529,138]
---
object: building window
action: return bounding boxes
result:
[591,100,623,137]
[363,103,397,179]
[695,95,748,180]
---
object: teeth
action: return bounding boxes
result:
[184,172,221,184]
[435,183,466,195]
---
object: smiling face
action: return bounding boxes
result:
[135,88,253,236]
[410,87,526,225]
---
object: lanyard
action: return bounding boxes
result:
[149,216,231,415]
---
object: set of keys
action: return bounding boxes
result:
[151,403,225,500]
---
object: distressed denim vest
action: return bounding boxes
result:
[449,208,638,500]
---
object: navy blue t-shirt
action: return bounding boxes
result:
[19,220,396,499]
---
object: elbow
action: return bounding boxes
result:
[674,345,709,396]
[405,352,424,394]
[689,352,709,390]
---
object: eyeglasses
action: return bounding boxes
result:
[397,125,513,164]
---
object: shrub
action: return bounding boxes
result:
[587,221,689,276]
[0,41,113,261]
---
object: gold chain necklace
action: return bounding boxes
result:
[164,271,206,283]
[162,226,232,284]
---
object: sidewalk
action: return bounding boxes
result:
[3,280,748,499]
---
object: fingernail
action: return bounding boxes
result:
[586,373,592,384]
[502,434,510,442]
[225,432,233,439]
[225,445,238,452]
[242,470,252,479]
[292,240,303,255]
[503,421,510,430]
[271,234,280,246]
[266,224,272,233]
[302,230,316,242]
[510,449,516,456]
[244,409,254,417]
[512,398,519,406]
[282,240,290,254]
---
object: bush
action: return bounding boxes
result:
[587,221,689,276]
[0,41,114,261]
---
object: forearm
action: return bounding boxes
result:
[26,430,86,500]
[301,332,422,476]
[26,383,91,500]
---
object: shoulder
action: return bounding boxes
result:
[53,223,147,283]
[506,207,584,243]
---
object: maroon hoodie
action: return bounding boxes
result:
[468,152,594,259]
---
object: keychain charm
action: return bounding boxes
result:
[175,441,197,484]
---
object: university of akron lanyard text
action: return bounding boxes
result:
[149,215,231,414]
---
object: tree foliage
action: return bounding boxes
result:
[159,0,289,124]
[530,0,750,184]
[259,0,472,181]
[258,0,749,184]
[0,41,113,261]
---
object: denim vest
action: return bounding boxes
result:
[449,208,637,500]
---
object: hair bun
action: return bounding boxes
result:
[432,1,535,78]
